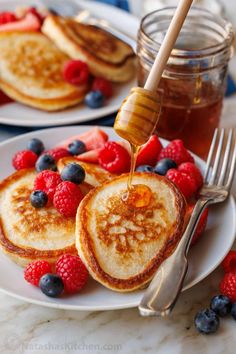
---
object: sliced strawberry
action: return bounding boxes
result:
[187,205,209,246]
[0,13,41,32]
[136,135,163,167]
[58,127,108,151]
[76,149,101,164]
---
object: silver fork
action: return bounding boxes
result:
[40,0,136,50]
[139,128,236,317]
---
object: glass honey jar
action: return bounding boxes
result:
[137,7,234,158]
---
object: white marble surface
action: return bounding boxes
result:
[0,2,236,354]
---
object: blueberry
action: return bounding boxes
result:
[35,154,57,172]
[153,158,177,176]
[68,140,86,156]
[85,90,104,108]
[61,163,85,184]
[39,274,64,298]
[30,190,48,208]
[210,295,232,317]
[27,138,45,156]
[136,165,153,173]
[194,309,219,334]
[231,303,236,320]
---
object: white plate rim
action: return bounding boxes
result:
[0,0,139,127]
[0,125,235,311]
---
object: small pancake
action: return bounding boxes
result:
[0,169,76,267]
[76,172,187,292]
[42,15,136,82]
[0,32,88,111]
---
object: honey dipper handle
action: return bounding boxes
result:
[144,0,194,92]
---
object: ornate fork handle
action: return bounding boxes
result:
[139,198,210,317]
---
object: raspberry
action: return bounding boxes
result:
[34,170,62,201]
[158,140,194,166]
[178,162,203,189]
[92,77,113,98]
[53,181,83,217]
[26,7,45,24]
[24,260,52,286]
[222,251,236,274]
[166,169,197,199]
[12,150,38,170]
[187,205,209,246]
[99,141,130,174]
[136,135,163,167]
[63,60,89,86]
[44,147,71,162]
[220,273,236,302]
[0,12,17,25]
[56,254,88,293]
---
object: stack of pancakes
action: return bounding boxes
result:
[0,15,135,111]
[0,157,187,292]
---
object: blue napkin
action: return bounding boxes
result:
[94,0,129,11]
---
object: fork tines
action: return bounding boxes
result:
[204,128,236,189]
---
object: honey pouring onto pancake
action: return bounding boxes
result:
[114,0,194,206]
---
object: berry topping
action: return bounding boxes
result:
[30,190,48,208]
[136,135,162,167]
[153,158,177,176]
[61,163,85,184]
[99,141,130,174]
[194,309,219,334]
[39,274,64,298]
[222,251,236,274]
[76,149,100,164]
[34,170,62,201]
[85,90,105,109]
[178,162,203,189]
[53,181,84,217]
[136,165,153,173]
[92,77,113,98]
[232,303,236,320]
[12,150,38,170]
[35,154,57,172]
[187,205,209,246]
[158,139,194,165]
[27,138,45,156]
[63,60,89,86]
[166,169,197,199]
[58,127,108,151]
[44,147,71,162]
[56,254,88,294]
[0,12,41,32]
[210,295,232,317]
[220,273,236,302]
[0,12,17,25]
[68,140,86,156]
[24,260,52,286]
[26,7,45,24]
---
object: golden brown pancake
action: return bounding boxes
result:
[0,32,88,111]
[42,15,136,82]
[0,169,76,267]
[76,172,187,292]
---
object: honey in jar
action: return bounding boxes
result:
[137,7,233,159]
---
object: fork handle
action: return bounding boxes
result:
[139,199,209,317]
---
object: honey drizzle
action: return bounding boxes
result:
[127,144,140,190]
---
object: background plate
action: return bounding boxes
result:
[0,126,235,310]
[0,0,139,127]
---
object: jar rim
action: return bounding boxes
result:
[140,6,234,58]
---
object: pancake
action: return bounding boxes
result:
[42,15,136,82]
[57,157,114,190]
[0,32,88,111]
[76,172,187,292]
[0,169,76,267]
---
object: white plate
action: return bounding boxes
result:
[0,0,139,127]
[0,125,235,311]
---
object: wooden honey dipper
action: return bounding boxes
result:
[114,0,194,146]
